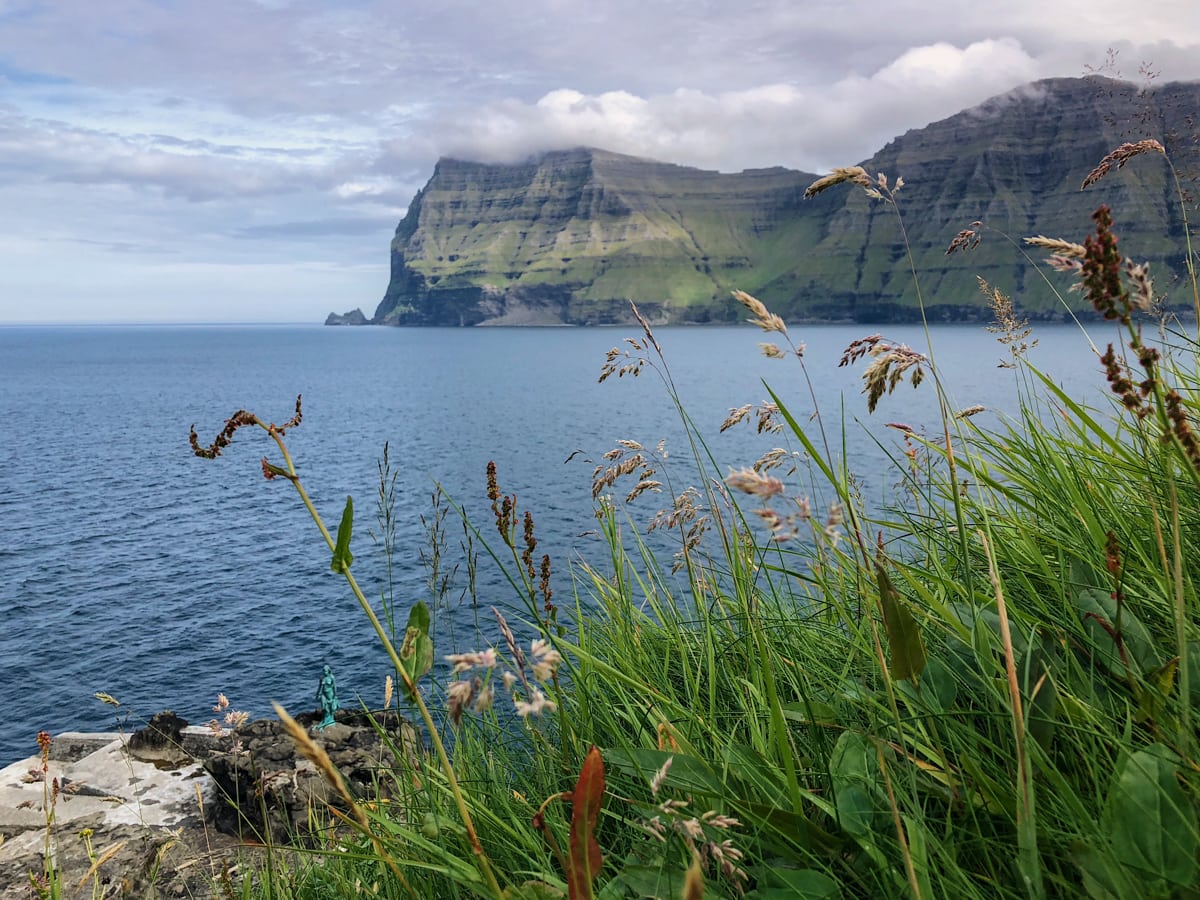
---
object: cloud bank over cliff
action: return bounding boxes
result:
[1,0,1198,321]
[433,39,1042,172]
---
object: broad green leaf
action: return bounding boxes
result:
[725,743,794,793]
[920,655,958,712]
[1075,588,1157,674]
[875,546,926,681]
[398,602,433,694]
[503,882,566,900]
[746,868,840,899]
[1134,657,1178,725]
[781,700,839,727]
[1104,745,1198,888]
[1071,840,1136,899]
[1068,557,1105,593]
[330,495,354,573]
[830,731,882,838]
[1187,642,1200,703]
[567,746,605,900]
[609,865,684,899]
[1024,631,1060,751]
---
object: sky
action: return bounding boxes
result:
[1,1,1199,324]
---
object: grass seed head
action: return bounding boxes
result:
[731,290,787,334]
[946,222,983,254]
[1081,139,1166,190]
[804,166,872,198]
[725,467,784,499]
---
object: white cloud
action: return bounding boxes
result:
[432,39,1043,173]
[870,38,1038,91]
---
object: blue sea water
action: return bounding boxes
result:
[0,323,1108,764]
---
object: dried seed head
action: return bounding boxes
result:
[650,756,674,796]
[513,687,556,718]
[979,276,1035,365]
[444,648,499,674]
[725,467,785,499]
[839,334,883,367]
[1024,235,1087,258]
[1100,343,1148,418]
[1124,260,1155,312]
[731,290,787,334]
[755,402,782,434]
[1164,389,1200,471]
[857,341,928,413]
[946,222,983,254]
[446,678,476,726]
[720,404,753,432]
[1081,139,1166,190]
[759,342,787,359]
[272,702,363,822]
[803,166,872,199]
[190,409,259,459]
[629,301,662,353]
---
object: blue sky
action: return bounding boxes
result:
[1,0,1198,323]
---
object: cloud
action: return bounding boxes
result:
[868,38,1038,91]
[0,108,372,201]
[431,38,1043,172]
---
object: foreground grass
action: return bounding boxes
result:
[193,150,1200,900]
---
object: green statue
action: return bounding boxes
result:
[316,664,339,730]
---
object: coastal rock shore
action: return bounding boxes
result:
[0,727,239,897]
[0,710,416,897]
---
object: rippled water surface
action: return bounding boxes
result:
[0,323,1107,763]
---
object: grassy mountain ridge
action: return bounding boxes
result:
[368,76,1199,326]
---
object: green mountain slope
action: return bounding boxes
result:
[368,76,1199,326]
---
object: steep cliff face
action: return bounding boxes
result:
[805,77,1199,320]
[375,148,821,325]
[370,77,1199,326]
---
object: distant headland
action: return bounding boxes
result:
[328,76,1200,328]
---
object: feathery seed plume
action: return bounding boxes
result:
[804,166,871,199]
[1081,140,1166,190]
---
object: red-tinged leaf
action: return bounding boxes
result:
[567,746,605,900]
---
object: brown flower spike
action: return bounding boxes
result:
[1081,140,1165,191]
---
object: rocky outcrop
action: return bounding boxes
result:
[0,712,418,896]
[0,728,239,899]
[203,709,419,844]
[368,76,1198,325]
[127,709,192,766]
[325,307,369,326]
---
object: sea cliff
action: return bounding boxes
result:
[354,76,1199,326]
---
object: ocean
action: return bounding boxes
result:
[0,322,1108,764]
